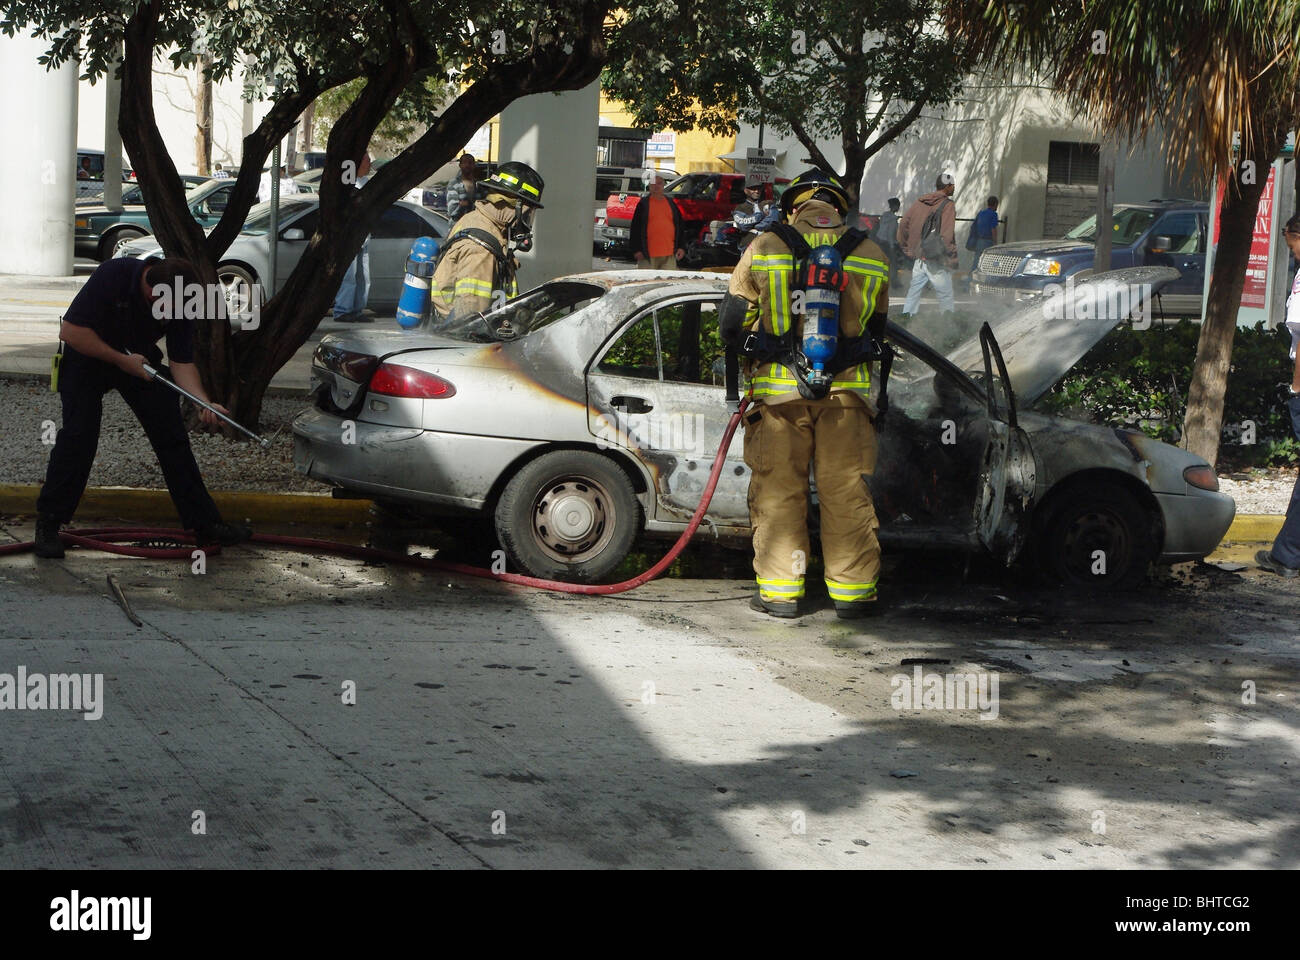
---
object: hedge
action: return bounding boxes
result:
[1034,320,1299,467]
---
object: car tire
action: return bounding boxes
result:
[494,450,641,582]
[1038,482,1156,590]
[100,227,147,261]
[217,263,262,327]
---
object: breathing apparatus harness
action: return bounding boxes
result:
[435,223,519,300]
[724,223,893,411]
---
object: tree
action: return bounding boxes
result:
[195,54,212,175]
[945,0,1300,467]
[604,0,968,205]
[4,0,613,429]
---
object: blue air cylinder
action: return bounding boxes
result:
[396,236,439,328]
[801,245,845,392]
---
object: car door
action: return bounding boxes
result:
[585,294,751,525]
[869,322,1036,562]
[271,208,319,295]
[1142,210,1205,310]
[369,205,434,309]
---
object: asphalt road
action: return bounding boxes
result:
[0,518,1295,869]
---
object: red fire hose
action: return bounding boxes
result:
[0,401,749,596]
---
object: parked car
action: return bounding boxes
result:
[592,166,677,252]
[600,172,789,259]
[292,265,1233,588]
[970,199,1209,316]
[75,148,135,199]
[75,178,230,260]
[118,196,450,317]
[292,169,324,193]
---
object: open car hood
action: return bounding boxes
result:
[944,266,1180,405]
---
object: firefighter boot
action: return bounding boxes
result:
[34,514,65,559]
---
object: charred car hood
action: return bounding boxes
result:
[945,266,1180,404]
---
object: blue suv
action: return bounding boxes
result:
[970,200,1208,316]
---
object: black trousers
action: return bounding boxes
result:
[1270,396,1300,568]
[36,347,222,530]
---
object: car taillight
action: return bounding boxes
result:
[1183,465,1219,491]
[369,363,456,399]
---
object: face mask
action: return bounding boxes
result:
[510,202,536,252]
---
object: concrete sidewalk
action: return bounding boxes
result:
[0,271,374,391]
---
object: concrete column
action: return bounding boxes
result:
[497,81,599,290]
[0,32,78,275]
[103,51,123,211]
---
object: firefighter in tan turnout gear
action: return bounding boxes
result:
[720,169,891,619]
[430,161,545,330]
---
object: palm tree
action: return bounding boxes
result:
[945,0,1299,466]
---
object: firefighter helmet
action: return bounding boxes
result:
[482,161,545,209]
[780,169,851,217]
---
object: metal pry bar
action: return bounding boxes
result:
[137,357,273,448]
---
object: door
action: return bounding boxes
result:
[272,208,318,295]
[369,205,436,308]
[1142,210,1206,312]
[869,322,1036,561]
[585,295,751,525]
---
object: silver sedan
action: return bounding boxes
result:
[292,267,1235,586]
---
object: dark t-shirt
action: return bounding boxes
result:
[63,258,195,365]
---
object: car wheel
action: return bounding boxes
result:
[217,263,261,326]
[494,450,641,582]
[101,227,146,260]
[1039,482,1155,590]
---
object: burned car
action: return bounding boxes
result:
[292,267,1234,587]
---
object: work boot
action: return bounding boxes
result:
[833,598,880,620]
[34,514,65,559]
[750,592,799,619]
[195,521,253,548]
[1255,549,1299,578]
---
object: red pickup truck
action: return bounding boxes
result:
[600,172,789,259]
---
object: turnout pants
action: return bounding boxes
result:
[743,396,881,605]
[36,347,223,530]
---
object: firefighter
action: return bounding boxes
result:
[429,161,545,330]
[720,169,891,619]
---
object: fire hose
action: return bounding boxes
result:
[0,400,750,597]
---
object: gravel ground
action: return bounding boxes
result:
[1,374,1296,512]
[1217,470,1296,515]
[0,376,328,493]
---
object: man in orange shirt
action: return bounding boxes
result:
[630,175,686,268]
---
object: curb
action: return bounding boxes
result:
[0,484,372,526]
[1221,514,1284,543]
[0,482,1286,543]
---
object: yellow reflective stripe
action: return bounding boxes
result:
[453,278,494,295]
[753,254,794,268]
[844,255,888,273]
[497,172,541,197]
[825,579,878,601]
[757,577,805,600]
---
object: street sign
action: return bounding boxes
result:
[746,147,776,187]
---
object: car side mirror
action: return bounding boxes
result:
[1149,235,1173,253]
[282,228,305,241]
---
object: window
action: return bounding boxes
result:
[1152,211,1203,253]
[373,205,429,239]
[596,176,623,201]
[727,179,747,203]
[598,299,725,384]
[286,209,319,236]
[1047,141,1100,185]
[1065,206,1158,246]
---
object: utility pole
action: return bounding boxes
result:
[1094,142,1116,272]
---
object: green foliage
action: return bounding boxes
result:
[314,76,455,157]
[604,0,967,185]
[1037,320,1298,465]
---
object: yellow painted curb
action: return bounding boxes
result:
[1223,514,1284,543]
[0,484,372,525]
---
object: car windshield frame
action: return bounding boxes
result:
[1064,206,1158,245]
[436,280,607,343]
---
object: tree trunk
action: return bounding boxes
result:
[299,102,315,153]
[195,57,212,176]
[1181,170,1269,465]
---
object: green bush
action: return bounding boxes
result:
[1036,320,1298,467]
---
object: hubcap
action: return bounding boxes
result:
[1061,510,1129,579]
[531,477,615,564]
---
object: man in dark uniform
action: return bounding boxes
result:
[34,257,252,558]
